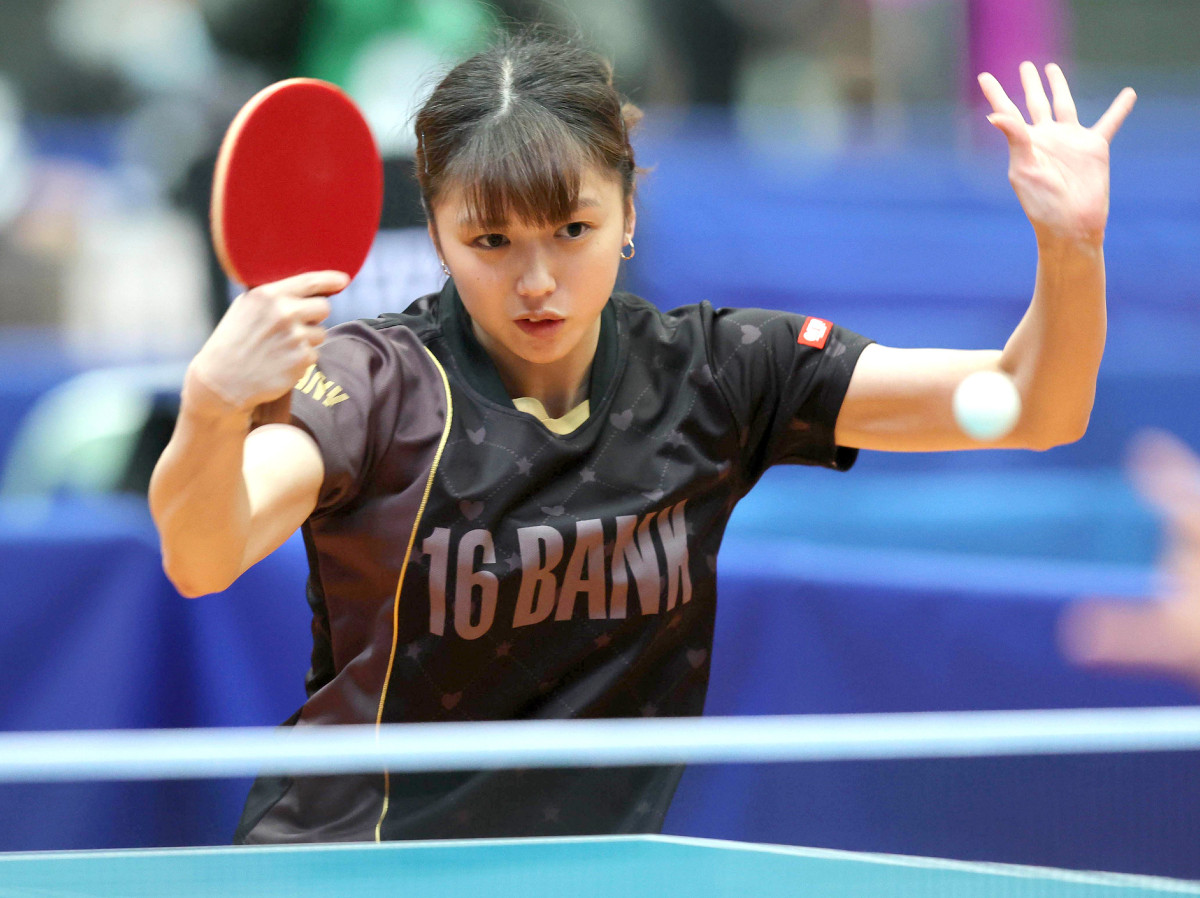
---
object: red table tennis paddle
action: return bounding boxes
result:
[211,78,383,425]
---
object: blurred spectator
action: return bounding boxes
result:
[0,75,55,329]
[1061,431,1200,689]
[0,0,129,116]
[640,0,747,106]
[199,0,312,83]
[0,1,228,353]
[526,0,962,148]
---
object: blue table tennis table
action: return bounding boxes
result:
[3,835,1199,897]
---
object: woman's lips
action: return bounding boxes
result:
[515,318,565,338]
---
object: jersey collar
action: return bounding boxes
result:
[438,278,618,410]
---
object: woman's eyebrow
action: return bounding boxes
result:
[455,196,604,230]
[457,213,504,229]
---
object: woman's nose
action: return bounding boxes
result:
[516,251,556,299]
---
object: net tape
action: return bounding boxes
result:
[3,706,1200,782]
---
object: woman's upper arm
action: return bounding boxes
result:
[240,422,325,570]
[834,343,1031,452]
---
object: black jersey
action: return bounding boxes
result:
[235,280,873,844]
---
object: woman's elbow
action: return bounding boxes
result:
[161,553,236,599]
[1022,412,1091,451]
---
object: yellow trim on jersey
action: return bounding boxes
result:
[512,396,590,435]
[374,347,453,842]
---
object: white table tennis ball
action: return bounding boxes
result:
[953,370,1022,441]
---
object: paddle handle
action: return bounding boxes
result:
[252,393,292,427]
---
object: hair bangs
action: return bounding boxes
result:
[444,106,597,229]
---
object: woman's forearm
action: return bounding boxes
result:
[148,369,255,597]
[1000,235,1106,449]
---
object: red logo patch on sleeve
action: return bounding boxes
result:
[797,317,832,349]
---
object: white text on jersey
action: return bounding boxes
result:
[420,500,692,639]
[295,364,350,407]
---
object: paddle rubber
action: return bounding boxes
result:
[211,78,382,424]
[212,78,383,287]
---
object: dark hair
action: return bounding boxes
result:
[414,33,642,229]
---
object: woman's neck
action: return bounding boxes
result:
[472,318,600,418]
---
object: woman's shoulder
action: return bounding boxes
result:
[323,292,441,347]
[312,293,446,381]
[341,290,442,338]
[612,292,739,350]
[611,291,717,328]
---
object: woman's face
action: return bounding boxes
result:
[430,165,634,377]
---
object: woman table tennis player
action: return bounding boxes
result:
[149,34,1136,843]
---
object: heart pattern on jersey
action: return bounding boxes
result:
[740,325,762,345]
[466,427,486,444]
[610,409,633,430]
[687,648,709,669]
[459,500,484,521]
[540,505,565,517]
[441,692,462,710]
[642,489,664,502]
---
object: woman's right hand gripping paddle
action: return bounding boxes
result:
[184,270,348,426]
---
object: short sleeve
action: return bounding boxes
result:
[705,305,873,481]
[289,321,405,515]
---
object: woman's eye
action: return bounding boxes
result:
[474,233,508,249]
[561,222,589,239]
